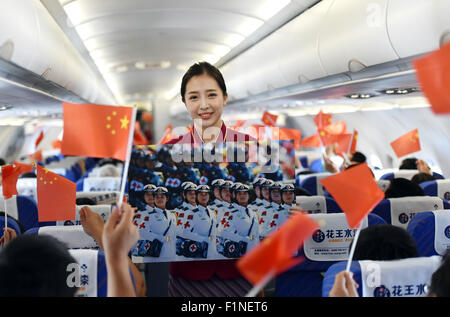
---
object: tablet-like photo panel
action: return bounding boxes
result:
[128,141,296,263]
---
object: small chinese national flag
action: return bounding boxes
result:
[1,162,34,199]
[237,212,319,285]
[35,131,44,149]
[158,125,173,145]
[314,110,333,129]
[320,163,384,229]
[301,134,321,148]
[261,111,278,127]
[62,103,134,161]
[413,42,450,114]
[37,165,76,222]
[349,130,358,154]
[275,128,302,150]
[390,128,421,158]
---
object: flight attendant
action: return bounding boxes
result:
[165,61,256,297]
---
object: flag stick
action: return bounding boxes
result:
[245,270,275,297]
[117,106,137,210]
[3,198,7,232]
[346,224,362,272]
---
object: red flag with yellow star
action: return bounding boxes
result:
[1,162,34,199]
[390,128,421,158]
[61,103,134,161]
[37,165,76,222]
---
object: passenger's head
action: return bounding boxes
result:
[353,224,418,261]
[349,151,366,164]
[384,178,425,198]
[428,251,450,297]
[75,197,97,206]
[411,172,436,186]
[0,235,77,296]
[180,62,228,130]
[399,157,418,170]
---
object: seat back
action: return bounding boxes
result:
[407,210,450,256]
[25,225,99,249]
[322,256,442,297]
[376,180,390,192]
[76,191,120,205]
[0,215,23,235]
[274,213,385,297]
[68,249,108,297]
[77,177,121,192]
[295,195,342,214]
[55,205,112,226]
[372,196,450,228]
[299,173,332,196]
[1,195,40,232]
[420,179,450,201]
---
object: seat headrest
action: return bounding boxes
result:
[57,205,112,226]
[76,191,120,205]
[389,196,445,228]
[82,177,121,192]
[408,211,450,256]
[68,249,101,297]
[38,225,98,249]
[323,256,442,297]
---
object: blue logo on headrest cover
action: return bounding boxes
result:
[445,225,450,239]
[398,213,409,224]
[312,229,325,243]
[373,285,391,297]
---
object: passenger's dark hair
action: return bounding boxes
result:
[411,172,436,186]
[0,235,77,296]
[295,187,311,196]
[399,157,418,170]
[75,197,97,206]
[384,178,425,198]
[350,151,366,164]
[0,158,5,166]
[180,62,227,103]
[352,224,418,261]
[19,172,37,178]
[429,250,450,297]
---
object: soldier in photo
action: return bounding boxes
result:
[248,177,265,214]
[256,178,274,240]
[174,183,213,259]
[133,184,156,227]
[263,181,284,237]
[209,179,225,219]
[215,184,258,259]
[132,186,176,260]
[216,180,234,223]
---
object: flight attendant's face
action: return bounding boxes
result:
[184,74,227,130]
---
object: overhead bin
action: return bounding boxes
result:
[387,0,450,58]
[0,0,115,104]
[277,0,332,85]
[318,0,399,76]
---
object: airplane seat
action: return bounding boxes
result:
[322,256,442,297]
[77,177,122,192]
[371,197,450,227]
[376,180,390,192]
[16,195,39,231]
[299,156,308,168]
[380,170,445,181]
[407,211,450,257]
[309,159,323,173]
[24,225,99,249]
[76,191,120,205]
[0,215,24,235]
[299,173,332,196]
[274,213,385,297]
[420,179,450,201]
[295,195,342,214]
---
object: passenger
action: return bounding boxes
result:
[323,150,367,173]
[330,224,418,297]
[384,178,425,198]
[79,203,146,296]
[0,235,78,296]
[400,157,433,175]
[428,250,450,297]
[76,197,97,206]
[166,61,255,297]
[352,224,418,261]
[411,172,436,186]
